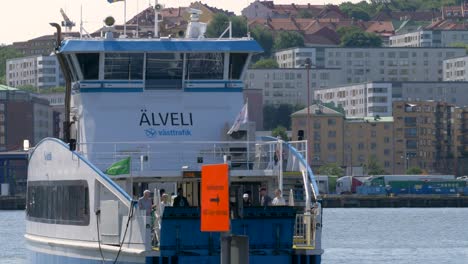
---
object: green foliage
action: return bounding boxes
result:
[273,31,304,51]
[297,10,314,18]
[364,155,387,175]
[451,42,468,54]
[318,163,344,177]
[251,58,278,69]
[17,85,65,94]
[263,104,303,130]
[205,14,247,38]
[250,25,274,57]
[271,126,288,140]
[406,167,423,175]
[0,45,22,84]
[0,76,5,85]
[336,26,363,38]
[349,9,371,21]
[229,16,248,38]
[340,31,382,47]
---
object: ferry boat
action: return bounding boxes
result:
[25,8,323,264]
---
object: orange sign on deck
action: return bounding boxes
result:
[201,164,229,232]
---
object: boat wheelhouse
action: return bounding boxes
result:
[26,14,323,264]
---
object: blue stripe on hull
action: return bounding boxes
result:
[28,251,321,264]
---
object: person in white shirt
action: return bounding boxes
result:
[272,189,286,206]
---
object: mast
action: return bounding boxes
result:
[154,0,161,38]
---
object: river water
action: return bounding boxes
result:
[2,208,468,263]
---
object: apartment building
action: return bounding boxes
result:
[453,106,468,175]
[275,47,465,83]
[315,81,468,118]
[244,68,344,106]
[291,104,394,173]
[389,30,468,47]
[0,85,53,151]
[393,101,455,174]
[6,55,64,89]
[444,56,468,81]
[314,82,392,118]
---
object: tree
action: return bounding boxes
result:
[336,26,363,38]
[318,163,344,177]
[406,167,423,175]
[250,25,274,57]
[349,9,371,21]
[297,10,314,18]
[0,46,22,84]
[364,155,386,175]
[340,31,382,47]
[273,31,304,51]
[263,104,303,130]
[251,58,278,69]
[205,14,247,38]
[229,16,248,38]
[272,126,288,140]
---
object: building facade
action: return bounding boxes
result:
[444,56,468,81]
[389,30,468,47]
[6,55,64,89]
[316,81,468,118]
[315,82,393,118]
[393,101,455,174]
[244,68,344,106]
[0,85,53,151]
[275,47,465,83]
[291,104,394,174]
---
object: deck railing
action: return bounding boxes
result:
[76,140,309,175]
[293,211,317,249]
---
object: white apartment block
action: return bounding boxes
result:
[389,30,468,47]
[6,55,64,89]
[275,47,465,83]
[315,81,468,117]
[244,68,344,106]
[314,83,393,117]
[444,56,468,81]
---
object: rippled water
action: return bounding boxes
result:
[2,208,468,263]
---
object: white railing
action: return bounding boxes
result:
[77,140,310,175]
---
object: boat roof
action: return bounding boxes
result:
[59,38,264,53]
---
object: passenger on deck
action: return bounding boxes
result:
[173,188,190,207]
[242,193,252,207]
[160,194,171,216]
[259,187,272,206]
[138,190,155,216]
[272,189,286,206]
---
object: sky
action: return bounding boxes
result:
[0,0,359,45]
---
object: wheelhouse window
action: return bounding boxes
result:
[76,53,99,80]
[27,180,90,226]
[146,53,183,90]
[105,53,144,80]
[229,53,248,79]
[186,53,224,80]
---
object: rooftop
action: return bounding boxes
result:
[292,104,344,117]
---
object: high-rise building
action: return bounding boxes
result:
[6,55,64,90]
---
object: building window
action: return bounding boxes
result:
[328,143,336,150]
[328,119,336,125]
[314,143,321,152]
[328,130,336,138]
